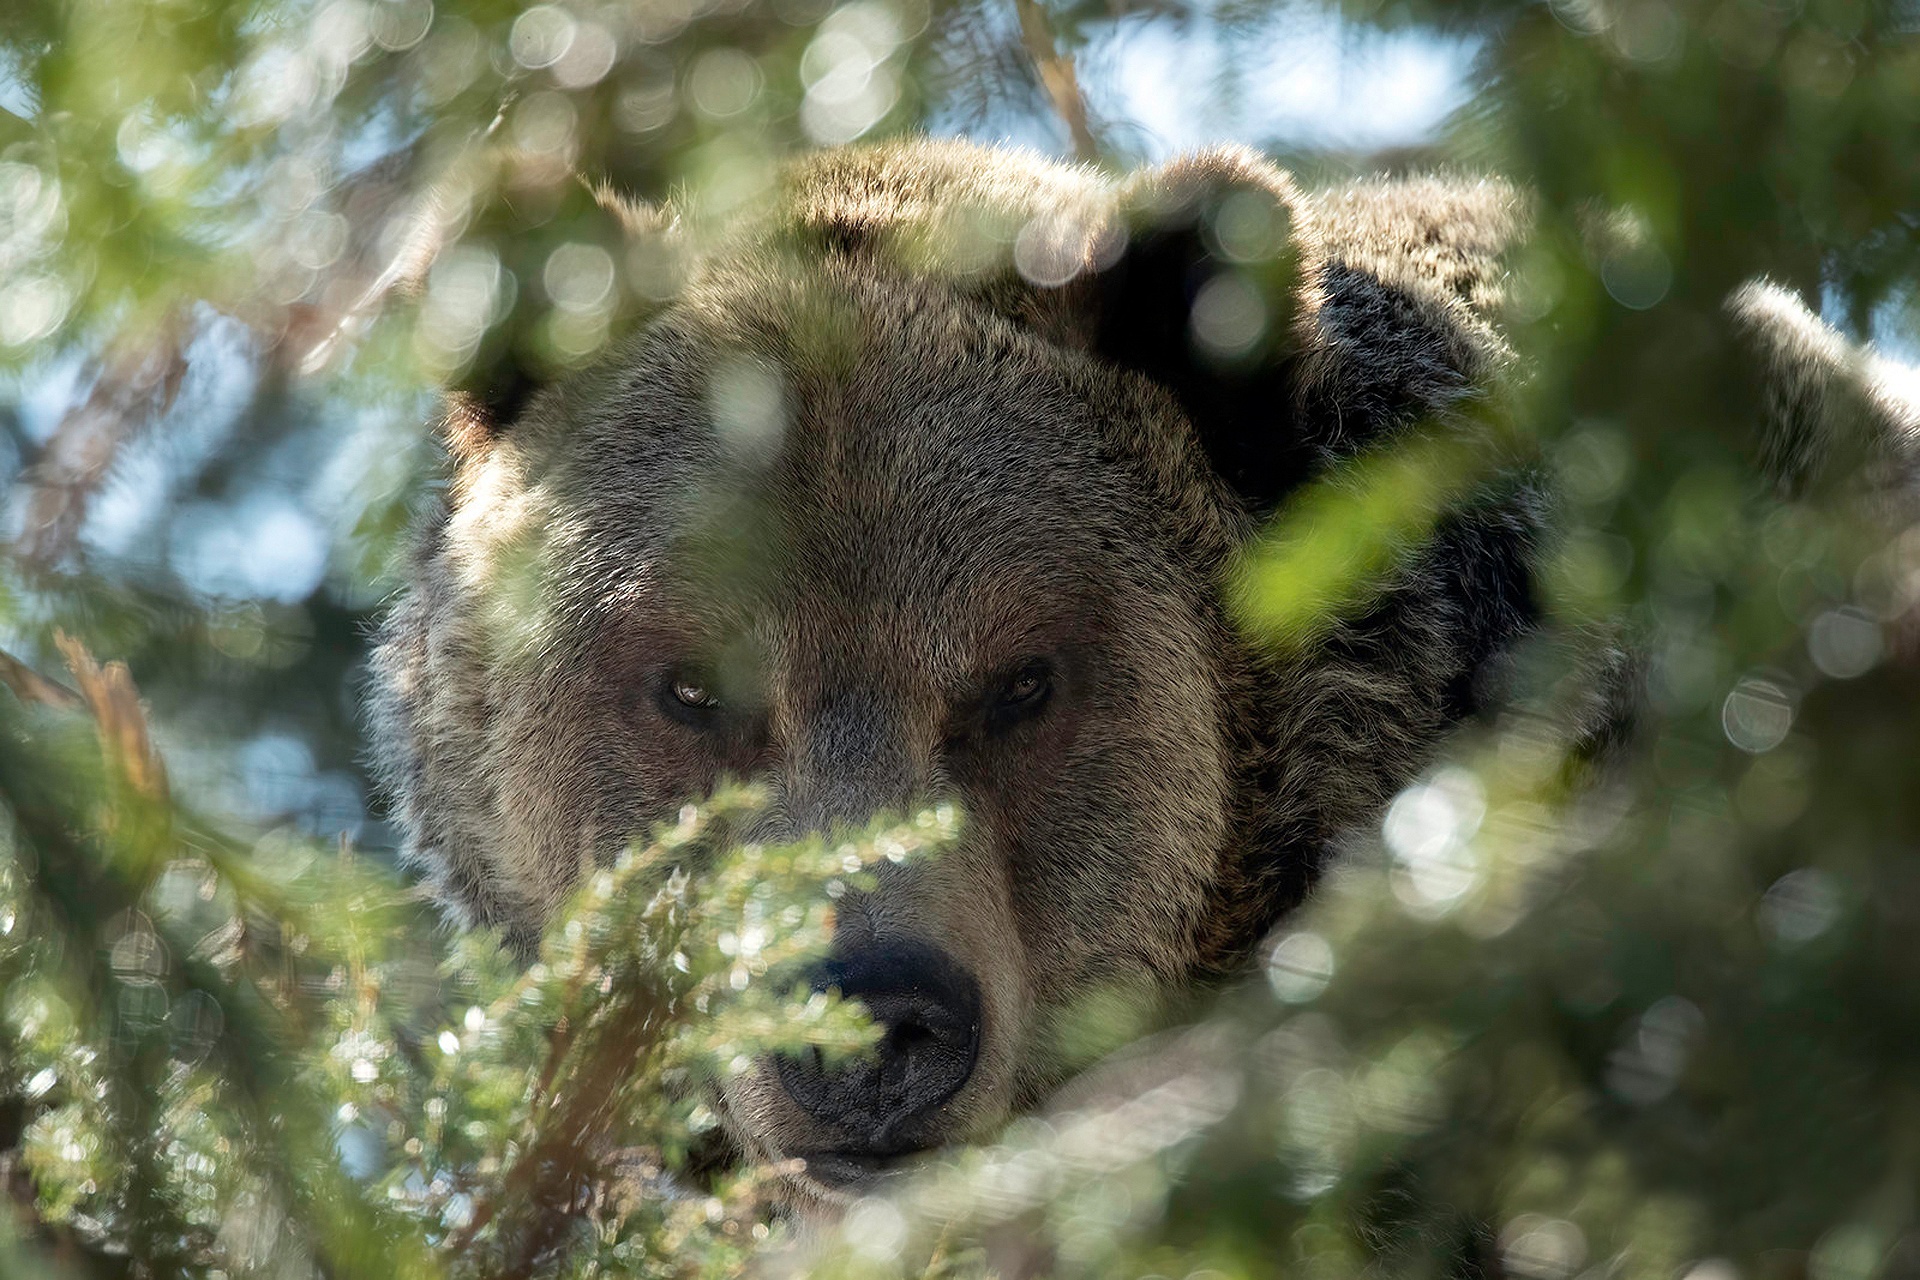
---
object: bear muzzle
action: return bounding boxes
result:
[775,940,982,1183]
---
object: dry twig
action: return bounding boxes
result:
[53,630,168,800]
[1013,0,1101,161]
[273,141,436,377]
[0,647,82,710]
[13,313,190,570]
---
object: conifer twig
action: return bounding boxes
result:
[53,630,168,800]
[0,648,81,710]
[13,313,190,570]
[1013,0,1101,161]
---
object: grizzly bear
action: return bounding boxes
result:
[366,139,1544,1207]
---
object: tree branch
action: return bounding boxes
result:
[12,313,190,571]
[53,630,168,801]
[0,648,81,711]
[1013,0,1101,161]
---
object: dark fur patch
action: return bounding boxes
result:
[1091,221,1318,514]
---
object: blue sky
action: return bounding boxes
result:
[1099,8,1477,157]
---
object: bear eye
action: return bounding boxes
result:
[659,668,722,726]
[989,658,1054,728]
[673,679,718,709]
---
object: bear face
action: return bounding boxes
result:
[368,139,1535,1205]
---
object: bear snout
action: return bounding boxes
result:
[775,941,982,1169]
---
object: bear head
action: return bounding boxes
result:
[366,139,1535,1208]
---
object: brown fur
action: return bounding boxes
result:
[367,139,1539,1203]
[1726,279,1920,507]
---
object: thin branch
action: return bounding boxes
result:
[12,313,190,570]
[1013,0,1101,161]
[283,105,516,377]
[53,630,168,801]
[272,139,436,377]
[0,648,80,710]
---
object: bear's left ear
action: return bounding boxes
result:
[1077,152,1520,517]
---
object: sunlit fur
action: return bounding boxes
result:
[366,140,1542,1205]
[1727,279,1920,509]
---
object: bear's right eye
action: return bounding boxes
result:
[659,669,722,725]
[674,679,717,708]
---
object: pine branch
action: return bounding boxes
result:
[1012,0,1101,161]
[52,631,167,801]
[0,649,80,711]
[11,314,190,572]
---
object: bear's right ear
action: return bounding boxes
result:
[1078,149,1324,514]
[402,169,683,465]
[1077,153,1519,517]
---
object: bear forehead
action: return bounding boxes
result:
[530,259,1202,623]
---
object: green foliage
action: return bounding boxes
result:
[2,0,1919,1278]
[0,681,949,1275]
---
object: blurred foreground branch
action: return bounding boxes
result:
[49,632,167,801]
[1013,0,1100,160]
[13,313,190,571]
[0,650,78,711]
[0,636,169,798]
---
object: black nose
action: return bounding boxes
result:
[776,942,982,1152]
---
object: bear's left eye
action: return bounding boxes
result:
[989,658,1054,728]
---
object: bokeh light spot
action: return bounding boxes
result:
[1383,767,1486,914]
[1808,607,1882,679]
[1721,675,1794,753]
[510,5,577,70]
[1500,1216,1588,1280]
[688,48,764,120]
[1266,931,1334,1003]
[1606,995,1704,1104]
[368,0,434,52]
[1189,272,1267,361]
[552,20,618,88]
[1759,868,1842,944]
